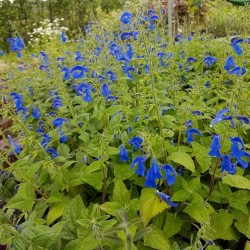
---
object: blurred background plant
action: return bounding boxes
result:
[1,0,250,52]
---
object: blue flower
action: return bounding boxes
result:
[221,155,236,175]
[156,190,178,207]
[0,50,5,56]
[230,38,243,56]
[184,120,193,128]
[209,135,221,158]
[32,106,41,119]
[144,158,162,188]
[120,12,133,24]
[187,57,197,63]
[119,145,130,162]
[204,56,218,67]
[228,66,246,76]
[101,83,112,97]
[237,116,249,124]
[211,108,232,126]
[53,118,68,143]
[224,56,235,71]
[185,128,202,144]
[162,164,177,186]
[120,32,133,40]
[192,110,204,116]
[7,37,25,57]
[41,133,51,149]
[46,148,59,159]
[61,31,67,43]
[129,136,143,149]
[8,135,21,154]
[10,92,23,111]
[61,67,70,80]
[130,156,147,176]
[71,65,89,79]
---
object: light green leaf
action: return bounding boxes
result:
[168,152,195,172]
[80,235,100,250]
[113,179,130,205]
[47,197,70,225]
[191,142,211,172]
[222,174,250,190]
[171,190,189,202]
[106,147,120,155]
[61,195,86,240]
[106,105,123,116]
[144,224,171,250]
[81,171,103,191]
[6,183,35,211]
[100,202,123,216]
[163,213,183,238]
[114,163,134,180]
[140,188,169,226]
[57,143,70,156]
[183,199,212,224]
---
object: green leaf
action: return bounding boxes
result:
[144,224,171,250]
[32,222,65,248]
[47,197,70,225]
[6,183,35,211]
[106,105,123,116]
[80,235,100,250]
[163,213,183,238]
[113,179,130,205]
[168,152,195,172]
[57,143,70,156]
[140,188,169,226]
[61,195,86,240]
[232,209,250,238]
[81,170,103,191]
[114,163,134,180]
[222,174,250,190]
[171,190,189,202]
[100,202,123,216]
[64,239,82,250]
[206,210,239,241]
[106,147,120,155]
[191,142,211,172]
[183,199,212,224]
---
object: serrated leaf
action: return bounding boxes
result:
[168,152,195,172]
[140,188,169,226]
[222,175,250,190]
[113,179,130,205]
[163,213,183,238]
[47,197,70,225]
[183,199,212,224]
[106,105,123,116]
[81,170,103,190]
[171,190,189,202]
[57,143,70,156]
[144,224,170,250]
[80,235,100,250]
[191,142,211,172]
[6,183,35,211]
[100,202,123,216]
[61,195,86,240]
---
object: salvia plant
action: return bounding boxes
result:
[0,4,250,250]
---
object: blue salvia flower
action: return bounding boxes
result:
[185,128,202,144]
[224,56,235,71]
[204,56,218,67]
[71,65,89,79]
[156,190,178,207]
[237,116,249,124]
[61,31,67,43]
[10,92,23,111]
[187,57,197,63]
[101,83,112,97]
[144,158,162,188]
[120,32,133,41]
[46,148,59,159]
[184,119,193,128]
[120,12,133,24]
[129,136,143,149]
[119,145,130,162]
[221,155,237,175]
[230,38,243,56]
[192,110,204,116]
[7,37,25,57]
[61,67,70,80]
[41,133,51,149]
[32,106,41,119]
[0,50,4,56]
[209,135,221,158]
[106,71,117,81]
[162,164,177,186]
[53,118,68,143]
[230,137,248,169]
[210,108,232,126]
[228,66,246,76]
[8,135,21,154]
[130,156,147,176]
